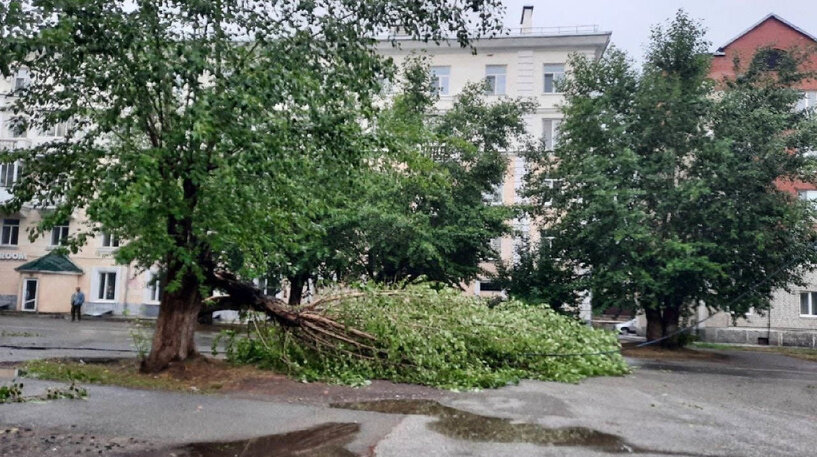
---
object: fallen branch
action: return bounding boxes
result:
[208,271,389,360]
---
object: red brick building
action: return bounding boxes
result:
[698,14,817,347]
[709,13,817,197]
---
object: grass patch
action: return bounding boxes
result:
[21,357,271,393]
[221,284,629,390]
[0,331,41,337]
[692,342,817,362]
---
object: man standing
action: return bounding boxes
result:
[70,287,85,322]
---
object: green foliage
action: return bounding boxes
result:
[45,382,87,400]
[0,0,506,366]
[266,56,533,297]
[0,381,24,403]
[129,320,153,360]
[494,238,581,314]
[0,379,86,403]
[222,284,629,389]
[524,10,817,344]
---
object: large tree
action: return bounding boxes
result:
[0,0,505,371]
[525,11,817,346]
[266,57,533,300]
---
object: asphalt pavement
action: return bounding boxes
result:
[1,314,816,457]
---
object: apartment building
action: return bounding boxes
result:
[376,6,611,298]
[698,14,817,347]
[0,80,163,317]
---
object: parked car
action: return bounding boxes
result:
[615,317,640,335]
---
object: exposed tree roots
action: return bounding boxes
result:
[208,272,386,360]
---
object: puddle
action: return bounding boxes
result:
[331,399,703,456]
[130,422,359,457]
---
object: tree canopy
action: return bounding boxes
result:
[522,10,817,345]
[0,0,507,371]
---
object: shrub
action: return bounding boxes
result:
[222,284,629,389]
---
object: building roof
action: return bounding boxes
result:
[715,13,817,55]
[15,252,83,275]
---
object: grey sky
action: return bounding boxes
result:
[501,0,816,60]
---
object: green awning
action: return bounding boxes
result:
[15,252,83,275]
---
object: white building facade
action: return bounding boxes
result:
[377,7,610,304]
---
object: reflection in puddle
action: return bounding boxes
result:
[332,399,632,452]
[131,422,359,457]
[332,399,708,456]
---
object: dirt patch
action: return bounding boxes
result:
[621,343,729,361]
[21,356,448,404]
[0,425,160,457]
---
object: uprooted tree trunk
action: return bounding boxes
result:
[209,271,386,359]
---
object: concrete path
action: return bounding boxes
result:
[1,315,817,456]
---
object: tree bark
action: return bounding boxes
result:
[644,304,682,348]
[660,305,681,349]
[288,275,306,306]
[645,307,663,342]
[141,266,202,373]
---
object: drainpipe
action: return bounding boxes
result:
[767,304,772,346]
[122,264,130,316]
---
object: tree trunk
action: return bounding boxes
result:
[645,307,663,342]
[660,305,681,349]
[142,267,202,373]
[288,275,305,306]
[644,304,682,348]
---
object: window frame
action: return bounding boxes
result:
[0,161,22,188]
[101,232,120,248]
[543,64,565,94]
[542,118,562,150]
[430,66,451,96]
[145,271,162,304]
[799,291,817,317]
[50,222,70,247]
[1,218,20,246]
[96,271,118,302]
[13,68,30,92]
[484,65,507,96]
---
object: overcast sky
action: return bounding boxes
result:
[500,0,816,60]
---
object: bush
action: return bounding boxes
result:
[221,284,629,389]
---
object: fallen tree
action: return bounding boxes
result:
[206,280,629,389]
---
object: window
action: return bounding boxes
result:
[485,65,506,95]
[430,66,450,96]
[796,91,817,113]
[544,64,565,93]
[483,184,503,205]
[97,271,117,301]
[543,178,563,206]
[50,222,69,246]
[256,276,280,297]
[798,190,817,203]
[0,162,22,187]
[799,292,817,316]
[489,237,502,258]
[479,281,503,292]
[101,232,120,248]
[1,219,19,246]
[13,69,29,92]
[8,116,26,138]
[543,119,562,150]
[43,120,71,138]
[146,273,162,303]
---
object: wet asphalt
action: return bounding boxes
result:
[1,314,817,456]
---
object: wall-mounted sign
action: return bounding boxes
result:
[0,252,27,261]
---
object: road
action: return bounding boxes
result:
[1,314,817,456]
